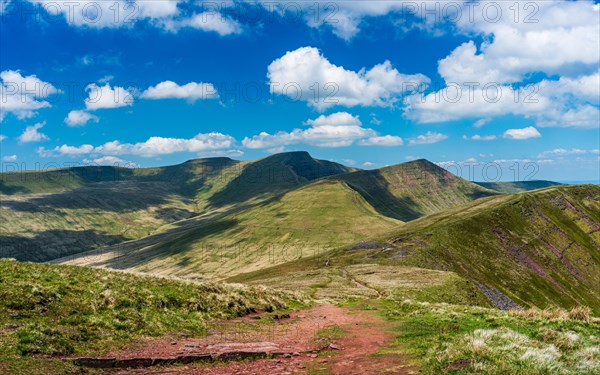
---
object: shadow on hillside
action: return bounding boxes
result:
[208,153,350,208]
[0,157,238,200]
[0,230,128,262]
[340,170,424,221]
[77,219,239,271]
[0,181,178,213]
[0,181,31,195]
[153,207,198,222]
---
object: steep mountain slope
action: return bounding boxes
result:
[476,180,562,193]
[372,185,600,312]
[329,159,498,221]
[0,152,352,262]
[55,179,401,279]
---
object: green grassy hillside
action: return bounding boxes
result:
[0,259,302,373]
[229,185,600,313]
[476,180,562,193]
[370,185,600,312]
[330,159,498,221]
[0,152,352,262]
[54,158,505,280]
[56,179,401,279]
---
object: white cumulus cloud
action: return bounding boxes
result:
[27,0,180,29]
[243,112,403,149]
[503,127,542,140]
[162,12,242,35]
[408,131,448,145]
[141,80,219,102]
[38,133,236,158]
[18,122,49,143]
[0,70,58,121]
[85,83,134,111]
[267,46,429,111]
[64,110,99,127]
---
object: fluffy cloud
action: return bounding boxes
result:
[38,144,94,157]
[162,12,242,35]
[408,131,448,145]
[243,112,403,149]
[535,105,600,129]
[358,135,404,146]
[85,83,134,110]
[405,2,599,128]
[462,134,496,141]
[0,135,6,141]
[0,70,58,121]
[503,127,541,140]
[243,112,376,148]
[441,2,599,84]
[2,154,17,161]
[256,1,424,40]
[404,83,549,124]
[38,132,236,158]
[404,70,599,129]
[64,110,99,127]
[141,81,219,101]
[18,122,49,143]
[305,112,361,127]
[267,47,429,110]
[27,0,180,28]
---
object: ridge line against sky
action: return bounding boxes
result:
[1,0,599,181]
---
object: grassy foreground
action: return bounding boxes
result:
[379,298,600,374]
[0,259,305,373]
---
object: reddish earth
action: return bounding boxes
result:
[101,304,416,374]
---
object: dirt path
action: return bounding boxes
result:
[101,304,416,375]
[340,268,383,299]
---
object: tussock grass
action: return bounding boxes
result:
[510,306,593,322]
[384,298,600,374]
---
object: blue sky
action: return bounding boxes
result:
[1,0,599,182]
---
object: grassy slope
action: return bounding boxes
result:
[0,152,352,262]
[57,180,401,280]
[367,185,600,313]
[230,185,600,313]
[330,159,498,221]
[476,180,562,194]
[0,259,302,373]
[55,158,504,281]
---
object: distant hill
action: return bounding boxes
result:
[56,158,499,280]
[54,179,402,279]
[476,180,562,194]
[330,159,498,221]
[0,152,352,262]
